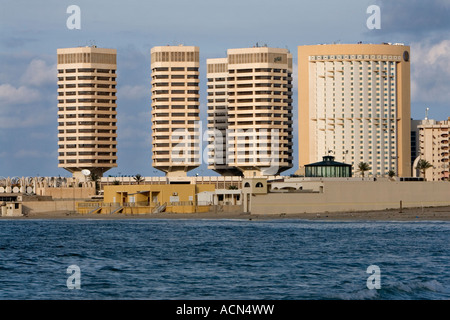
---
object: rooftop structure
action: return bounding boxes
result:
[304,155,352,177]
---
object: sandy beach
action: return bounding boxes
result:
[3,205,450,221]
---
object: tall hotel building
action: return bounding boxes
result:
[57,46,118,179]
[297,43,411,177]
[150,45,201,177]
[207,47,294,177]
[417,118,450,181]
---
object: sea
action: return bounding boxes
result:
[0,218,448,300]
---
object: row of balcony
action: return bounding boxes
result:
[59,153,116,159]
[209,91,292,97]
[58,76,116,82]
[58,91,116,97]
[58,84,116,90]
[152,97,199,102]
[58,128,116,135]
[59,159,116,165]
[58,99,117,104]
[208,83,293,89]
[58,122,117,129]
[211,98,293,104]
[58,68,115,74]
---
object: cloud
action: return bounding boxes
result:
[0,111,53,129]
[411,39,450,103]
[369,0,450,41]
[117,84,149,100]
[0,84,41,105]
[20,59,56,87]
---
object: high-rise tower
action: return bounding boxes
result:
[297,43,411,177]
[207,47,294,177]
[150,45,201,177]
[57,46,118,179]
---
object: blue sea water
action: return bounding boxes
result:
[0,219,448,300]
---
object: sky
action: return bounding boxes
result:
[0,0,449,178]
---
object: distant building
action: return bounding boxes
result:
[417,118,450,181]
[150,45,201,177]
[57,46,118,179]
[410,119,422,175]
[297,43,411,177]
[207,46,294,177]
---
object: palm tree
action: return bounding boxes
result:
[416,159,433,180]
[133,174,144,185]
[89,172,100,192]
[358,162,371,177]
[387,170,396,179]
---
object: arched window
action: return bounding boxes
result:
[244,182,250,188]
[255,182,263,188]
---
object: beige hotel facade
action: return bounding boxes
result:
[297,43,411,177]
[207,47,294,177]
[150,45,201,177]
[57,46,118,179]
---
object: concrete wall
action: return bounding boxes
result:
[22,200,76,215]
[35,187,96,199]
[251,181,450,215]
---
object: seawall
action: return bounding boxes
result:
[251,181,450,215]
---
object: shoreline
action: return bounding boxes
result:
[3,205,450,221]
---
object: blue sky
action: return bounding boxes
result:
[0,0,449,177]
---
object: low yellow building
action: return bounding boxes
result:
[78,183,215,214]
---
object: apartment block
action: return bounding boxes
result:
[417,118,450,181]
[150,45,201,177]
[207,47,294,177]
[57,46,118,179]
[298,43,411,177]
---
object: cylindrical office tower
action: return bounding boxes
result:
[150,45,201,177]
[57,46,118,180]
[207,47,294,177]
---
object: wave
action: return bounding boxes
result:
[329,279,448,300]
[386,279,446,294]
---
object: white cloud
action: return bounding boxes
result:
[411,39,450,103]
[0,111,52,129]
[20,59,56,87]
[0,84,41,105]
